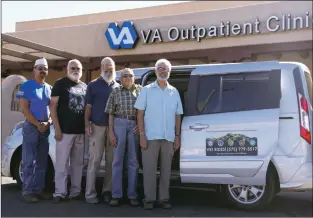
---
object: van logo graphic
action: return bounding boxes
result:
[249,139,256,146]
[105,21,138,50]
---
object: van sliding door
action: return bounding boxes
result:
[180,69,281,186]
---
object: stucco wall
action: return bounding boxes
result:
[6,1,312,59]
[15,1,269,32]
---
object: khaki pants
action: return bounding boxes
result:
[142,139,174,202]
[53,134,85,198]
[85,124,113,199]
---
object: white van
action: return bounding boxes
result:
[2,61,312,210]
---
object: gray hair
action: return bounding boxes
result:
[101,57,115,67]
[120,68,134,75]
[67,59,82,70]
[155,58,171,71]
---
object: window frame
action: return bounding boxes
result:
[186,69,282,116]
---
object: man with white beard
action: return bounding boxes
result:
[84,57,120,204]
[50,59,87,203]
[134,59,183,210]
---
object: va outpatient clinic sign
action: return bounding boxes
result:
[105,12,312,50]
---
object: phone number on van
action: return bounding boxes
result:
[206,146,258,156]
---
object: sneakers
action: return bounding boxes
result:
[102,191,112,204]
[52,196,69,203]
[159,200,172,209]
[130,199,140,207]
[85,197,99,204]
[69,194,84,201]
[36,192,52,200]
[109,198,120,207]
[143,199,154,210]
[21,194,38,203]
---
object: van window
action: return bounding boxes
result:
[189,70,281,116]
[304,71,312,104]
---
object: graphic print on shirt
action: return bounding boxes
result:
[68,86,86,114]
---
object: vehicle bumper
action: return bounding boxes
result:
[280,162,312,191]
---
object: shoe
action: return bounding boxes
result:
[85,197,99,204]
[69,194,83,201]
[143,199,154,210]
[109,198,121,207]
[36,192,52,200]
[52,196,68,203]
[130,199,140,207]
[160,200,172,209]
[22,194,38,203]
[102,192,111,204]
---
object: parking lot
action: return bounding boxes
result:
[1,177,312,217]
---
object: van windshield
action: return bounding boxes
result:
[304,71,312,104]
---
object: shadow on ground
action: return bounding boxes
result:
[1,179,312,217]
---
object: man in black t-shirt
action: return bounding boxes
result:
[50,59,87,203]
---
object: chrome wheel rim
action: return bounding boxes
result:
[228,184,265,204]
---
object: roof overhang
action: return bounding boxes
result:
[1,33,312,74]
[1,33,91,73]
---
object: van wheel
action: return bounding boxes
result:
[11,151,23,188]
[223,166,277,211]
[11,150,55,190]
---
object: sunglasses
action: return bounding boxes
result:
[121,74,134,78]
[71,67,81,71]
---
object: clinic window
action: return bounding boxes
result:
[195,71,281,115]
[11,84,21,112]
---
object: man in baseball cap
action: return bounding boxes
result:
[16,57,53,203]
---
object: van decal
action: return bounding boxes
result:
[206,133,258,156]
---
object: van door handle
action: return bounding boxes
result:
[189,123,209,131]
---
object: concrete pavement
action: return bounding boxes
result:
[1,177,312,217]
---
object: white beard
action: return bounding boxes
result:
[101,71,116,83]
[156,74,169,81]
[68,72,82,81]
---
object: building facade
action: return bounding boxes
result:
[2,1,312,86]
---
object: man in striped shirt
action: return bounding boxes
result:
[105,68,142,207]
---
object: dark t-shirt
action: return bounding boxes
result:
[51,77,87,134]
[85,77,120,126]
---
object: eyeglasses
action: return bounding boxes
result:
[71,67,81,71]
[157,66,168,72]
[121,74,134,78]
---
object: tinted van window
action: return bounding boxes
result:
[304,71,312,104]
[187,70,281,116]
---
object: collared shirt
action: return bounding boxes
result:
[134,81,183,142]
[105,84,142,117]
[16,79,52,121]
[85,77,120,126]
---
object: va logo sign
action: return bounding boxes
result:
[105,21,138,50]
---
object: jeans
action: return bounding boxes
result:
[112,118,139,199]
[21,120,50,196]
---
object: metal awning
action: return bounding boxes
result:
[1,33,92,73]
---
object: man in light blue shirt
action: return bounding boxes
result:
[134,58,183,210]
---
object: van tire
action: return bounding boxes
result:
[11,150,23,188]
[222,165,277,211]
[11,148,55,191]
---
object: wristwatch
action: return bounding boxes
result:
[139,132,145,136]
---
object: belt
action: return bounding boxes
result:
[115,115,136,120]
[38,120,48,122]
